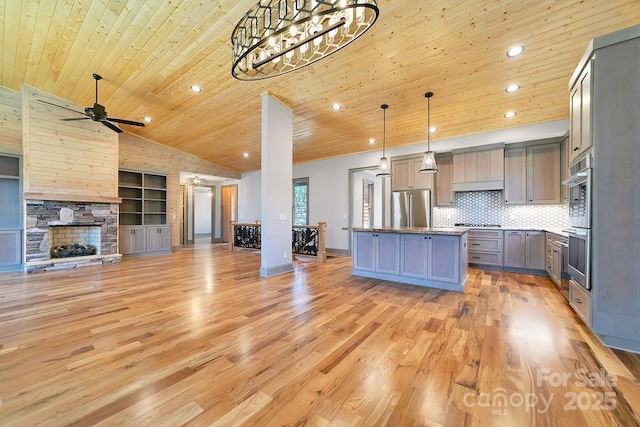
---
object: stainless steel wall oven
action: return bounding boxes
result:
[565,228,590,290]
[565,152,591,229]
[563,150,592,291]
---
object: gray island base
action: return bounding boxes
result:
[349,227,469,292]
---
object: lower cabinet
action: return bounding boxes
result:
[468,229,503,267]
[503,230,545,270]
[0,230,22,270]
[120,225,171,255]
[147,226,171,252]
[353,232,400,275]
[352,231,467,291]
[399,234,460,283]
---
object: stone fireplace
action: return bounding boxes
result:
[26,200,121,272]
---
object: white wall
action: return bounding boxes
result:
[238,119,569,251]
[194,187,212,234]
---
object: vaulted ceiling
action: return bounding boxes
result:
[2,0,639,173]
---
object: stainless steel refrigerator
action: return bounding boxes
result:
[391,190,431,228]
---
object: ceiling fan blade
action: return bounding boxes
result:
[61,117,92,121]
[101,120,123,133]
[107,117,146,127]
[38,99,86,116]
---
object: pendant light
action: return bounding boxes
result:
[419,92,438,173]
[376,104,391,177]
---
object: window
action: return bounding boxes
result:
[293,178,309,225]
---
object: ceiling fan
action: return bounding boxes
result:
[40,73,146,133]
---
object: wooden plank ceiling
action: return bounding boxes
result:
[1,0,639,173]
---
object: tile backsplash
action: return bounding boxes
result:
[434,191,569,229]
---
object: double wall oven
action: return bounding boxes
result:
[563,151,592,291]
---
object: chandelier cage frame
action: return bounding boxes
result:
[231,0,379,80]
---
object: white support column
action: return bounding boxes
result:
[260,94,293,277]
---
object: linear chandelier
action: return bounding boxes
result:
[231,0,379,80]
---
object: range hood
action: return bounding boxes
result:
[452,180,504,192]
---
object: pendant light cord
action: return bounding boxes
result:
[381,104,388,156]
[425,91,433,152]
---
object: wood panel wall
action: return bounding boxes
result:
[118,133,240,246]
[22,85,119,201]
[0,87,22,155]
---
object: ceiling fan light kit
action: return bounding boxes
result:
[231,0,379,80]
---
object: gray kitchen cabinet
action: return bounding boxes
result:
[434,153,454,206]
[525,231,546,270]
[570,280,591,326]
[527,143,561,204]
[504,141,561,205]
[452,145,504,192]
[120,226,147,254]
[503,231,526,267]
[468,229,503,267]
[574,26,640,352]
[400,233,429,278]
[545,232,567,289]
[503,230,545,270]
[569,60,592,164]
[400,233,460,284]
[353,231,400,275]
[391,157,433,191]
[427,235,461,284]
[146,226,171,252]
[503,147,527,204]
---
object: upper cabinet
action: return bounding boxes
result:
[504,140,561,205]
[569,60,592,164]
[434,153,454,206]
[452,145,504,192]
[391,157,433,191]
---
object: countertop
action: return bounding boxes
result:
[345,226,469,236]
[461,227,569,237]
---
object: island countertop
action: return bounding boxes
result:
[345,226,469,236]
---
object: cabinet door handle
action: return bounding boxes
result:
[575,298,582,304]
[471,243,480,246]
[472,256,481,259]
[573,147,580,151]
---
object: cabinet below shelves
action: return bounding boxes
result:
[120,225,171,255]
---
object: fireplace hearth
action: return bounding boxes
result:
[25,200,121,272]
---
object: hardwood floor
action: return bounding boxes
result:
[0,245,638,426]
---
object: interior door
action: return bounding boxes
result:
[362,180,374,228]
[221,185,237,243]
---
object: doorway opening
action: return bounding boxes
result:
[221,184,238,243]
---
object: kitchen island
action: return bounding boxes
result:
[348,227,469,292]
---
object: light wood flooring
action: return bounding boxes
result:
[0,245,639,426]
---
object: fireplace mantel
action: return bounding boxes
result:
[24,192,122,204]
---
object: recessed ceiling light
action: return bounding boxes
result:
[368,138,376,144]
[505,84,520,93]
[331,103,341,111]
[504,111,517,118]
[190,85,202,93]
[429,127,437,133]
[506,45,525,57]
[143,116,153,123]
[243,152,249,158]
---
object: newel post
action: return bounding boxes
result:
[317,222,327,263]
[229,221,236,251]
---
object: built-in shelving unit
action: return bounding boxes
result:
[118,170,170,255]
